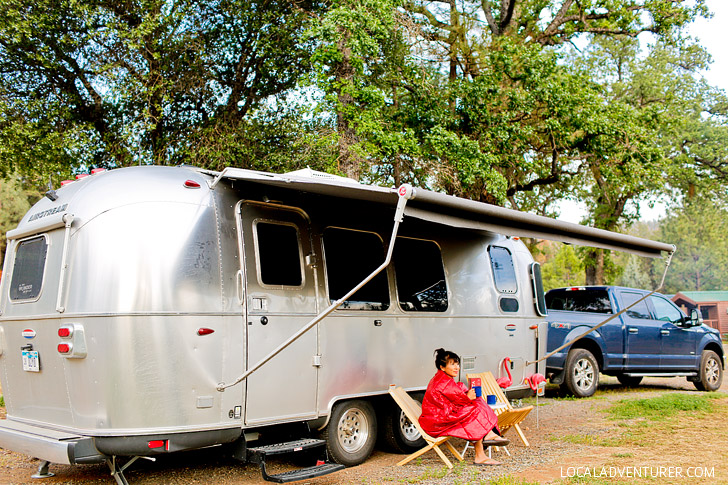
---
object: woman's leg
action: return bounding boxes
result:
[473,440,501,465]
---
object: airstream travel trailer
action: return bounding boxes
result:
[0,166,673,483]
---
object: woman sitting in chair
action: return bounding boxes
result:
[419,348,509,466]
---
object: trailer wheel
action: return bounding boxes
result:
[562,348,599,397]
[693,350,723,392]
[380,392,426,453]
[617,374,643,387]
[322,400,377,466]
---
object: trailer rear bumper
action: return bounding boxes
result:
[0,419,106,465]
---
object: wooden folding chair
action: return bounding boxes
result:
[387,385,464,469]
[467,371,533,447]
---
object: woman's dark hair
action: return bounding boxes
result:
[434,348,460,370]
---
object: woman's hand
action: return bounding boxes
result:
[466,388,476,400]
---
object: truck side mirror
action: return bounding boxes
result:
[689,308,703,327]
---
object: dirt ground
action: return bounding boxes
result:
[1,372,727,484]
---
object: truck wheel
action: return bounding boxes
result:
[380,392,426,453]
[617,374,643,387]
[693,350,723,392]
[562,348,599,397]
[322,400,377,466]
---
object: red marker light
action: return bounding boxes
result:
[197,328,214,336]
[75,174,89,180]
[184,180,201,189]
[91,168,106,174]
[147,440,165,449]
[58,327,71,338]
[57,343,71,354]
[61,180,74,186]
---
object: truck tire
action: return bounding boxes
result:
[380,392,426,453]
[693,350,723,392]
[322,400,377,466]
[617,374,643,387]
[562,348,599,397]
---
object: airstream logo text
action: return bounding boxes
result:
[28,204,68,222]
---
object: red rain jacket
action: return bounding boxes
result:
[418,370,499,441]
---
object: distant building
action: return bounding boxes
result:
[672,291,728,337]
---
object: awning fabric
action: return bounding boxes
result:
[210,168,674,259]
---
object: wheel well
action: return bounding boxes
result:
[703,342,725,368]
[569,338,603,372]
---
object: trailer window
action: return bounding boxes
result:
[488,246,517,294]
[255,222,303,287]
[394,238,448,312]
[9,236,48,301]
[323,228,390,310]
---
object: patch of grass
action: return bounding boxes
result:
[611,452,633,458]
[0,394,4,407]
[399,465,449,483]
[606,393,716,421]
[487,476,540,485]
[550,433,621,447]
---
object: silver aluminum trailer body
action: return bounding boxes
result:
[0,166,673,475]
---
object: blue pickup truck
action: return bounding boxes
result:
[546,286,725,397]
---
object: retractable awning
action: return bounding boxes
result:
[209,167,674,259]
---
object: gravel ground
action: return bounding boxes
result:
[1,369,727,484]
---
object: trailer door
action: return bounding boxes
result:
[238,202,319,424]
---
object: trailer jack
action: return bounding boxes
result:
[31,460,53,479]
[106,455,155,485]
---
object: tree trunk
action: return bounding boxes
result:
[334,27,361,180]
[584,248,605,285]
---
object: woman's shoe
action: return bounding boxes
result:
[482,437,510,447]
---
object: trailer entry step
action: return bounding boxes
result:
[262,463,345,483]
[249,438,344,483]
[248,438,325,456]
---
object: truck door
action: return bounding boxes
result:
[238,202,319,425]
[648,295,699,370]
[619,290,662,370]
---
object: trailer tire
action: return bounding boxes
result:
[562,348,599,397]
[380,392,426,453]
[322,400,377,466]
[693,350,723,392]
[617,374,643,387]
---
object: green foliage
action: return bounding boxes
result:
[541,244,585,290]
[658,195,728,293]
[0,175,38,269]
[606,393,717,421]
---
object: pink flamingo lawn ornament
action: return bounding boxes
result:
[496,357,512,388]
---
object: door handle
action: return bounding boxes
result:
[660,330,670,335]
[236,270,244,305]
[628,328,639,334]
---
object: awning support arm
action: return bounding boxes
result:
[216,185,415,392]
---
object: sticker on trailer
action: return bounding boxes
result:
[505,324,517,332]
[22,329,36,339]
[22,350,40,372]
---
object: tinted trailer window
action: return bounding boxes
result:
[10,236,48,301]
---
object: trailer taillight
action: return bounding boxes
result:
[58,327,72,338]
[197,328,215,336]
[76,174,89,180]
[184,180,201,189]
[91,168,106,174]
[61,180,74,186]
[57,343,71,354]
[148,440,168,450]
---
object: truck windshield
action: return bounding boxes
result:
[545,289,612,314]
